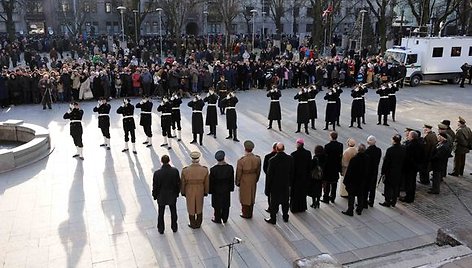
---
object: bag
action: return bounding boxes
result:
[312,164,323,181]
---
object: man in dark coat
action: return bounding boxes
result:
[449,116,472,177]
[203,88,218,138]
[289,138,312,213]
[188,95,205,145]
[342,143,369,216]
[265,143,294,224]
[322,131,343,203]
[117,98,137,154]
[221,91,239,142]
[152,155,180,234]
[419,124,437,184]
[294,87,309,134]
[93,97,111,149]
[267,87,282,130]
[380,134,406,207]
[209,150,234,223]
[376,84,390,126]
[63,102,84,160]
[263,142,277,212]
[429,133,450,194]
[364,135,382,207]
[387,82,399,122]
[136,95,153,147]
[400,130,423,203]
[157,97,173,149]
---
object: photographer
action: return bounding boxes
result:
[39,74,53,110]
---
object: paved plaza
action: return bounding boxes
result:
[1,84,472,267]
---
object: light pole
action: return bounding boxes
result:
[203,11,209,47]
[156,8,163,60]
[133,10,139,44]
[117,6,126,44]
[261,11,266,41]
[359,10,367,53]
[250,9,257,51]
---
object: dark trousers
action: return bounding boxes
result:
[384,183,399,206]
[453,153,466,176]
[143,124,152,137]
[157,203,177,232]
[213,207,230,223]
[323,181,337,201]
[209,124,216,135]
[100,127,110,139]
[269,200,289,222]
[124,129,136,143]
[72,134,83,147]
[404,170,418,201]
[171,119,181,130]
[365,173,378,205]
[269,120,281,129]
[419,162,431,183]
[347,193,364,213]
[377,114,388,124]
[431,170,441,193]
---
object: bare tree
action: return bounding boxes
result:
[215,0,240,48]
[366,0,393,53]
[241,1,255,34]
[0,0,26,41]
[56,0,91,36]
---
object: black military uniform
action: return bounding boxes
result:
[323,89,338,130]
[209,150,235,223]
[188,96,205,145]
[333,86,343,126]
[267,87,282,130]
[63,103,84,160]
[221,92,239,142]
[157,97,173,149]
[117,99,137,154]
[307,86,319,130]
[170,93,182,141]
[203,90,218,138]
[216,76,229,114]
[350,85,365,129]
[136,96,153,147]
[388,82,399,122]
[93,98,111,149]
[376,84,390,126]
[294,88,309,134]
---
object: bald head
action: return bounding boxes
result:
[367,135,376,146]
[276,142,285,152]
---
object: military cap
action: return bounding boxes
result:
[243,140,255,150]
[423,124,433,129]
[438,123,448,130]
[405,127,414,132]
[190,151,201,160]
[458,116,466,124]
[441,120,451,126]
[215,150,225,161]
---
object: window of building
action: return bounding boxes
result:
[451,47,461,57]
[83,1,97,13]
[61,1,70,13]
[105,2,112,13]
[432,47,443,58]
[469,46,472,56]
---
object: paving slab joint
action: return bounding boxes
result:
[437,228,463,247]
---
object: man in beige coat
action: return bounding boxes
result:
[181,151,209,229]
[340,138,358,197]
[236,140,262,218]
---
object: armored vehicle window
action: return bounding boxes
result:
[432,47,443,58]
[451,47,461,57]
[406,54,417,64]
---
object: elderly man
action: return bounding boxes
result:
[380,134,406,207]
[364,136,382,207]
[209,150,234,224]
[419,124,437,184]
[263,142,278,212]
[342,143,369,216]
[340,138,358,198]
[152,155,180,234]
[449,117,472,177]
[400,130,423,203]
[429,133,450,194]
[236,140,261,219]
[322,131,343,203]
[181,151,209,229]
[290,138,312,213]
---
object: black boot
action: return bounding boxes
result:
[295,123,301,133]
[305,123,309,134]
[357,118,362,129]
[323,122,329,130]
[383,115,389,126]
[225,130,232,139]
[233,130,240,142]
[277,120,282,131]
[349,119,354,128]
[362,115,366,124]
[190,133,197,144]
[199,134,203,145]
[268,120,272,129]
[377,115,381,125]
[311,120,316,130]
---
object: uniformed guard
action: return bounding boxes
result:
[294,87,309,134]
[324,87,338,130]
[267,85,282,131]
[221,91,239,142]
[307,85,320,130]
[349,84,366,129]
[93,97,111,150]
[136,95,153,147]
[388,82,399,122]
[216,75,229,115]
[203,87,218,138]
[188,94,205,145]
[333,85,343,127]
[117,98,137,154]
[63,102,84,160]
[376,84,390,126]
[170,92,182,141]
[157,96,173,149]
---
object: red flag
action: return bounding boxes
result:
[322,5,333,17]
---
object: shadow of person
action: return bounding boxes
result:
[58,161,87,268]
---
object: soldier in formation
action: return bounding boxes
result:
[93,97,111,150]
[136,95,153,147]
[116,98,137,154]
[63,102,84,160]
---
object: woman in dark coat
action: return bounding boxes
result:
[309,145,326,208]
[209,150,234,223]
[267,86,282,130]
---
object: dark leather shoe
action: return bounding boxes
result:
[368,202,374,207]
[427,190,439,194]
[211,218,222,224]
[282,216,289,222]
[379,202,391,207]
[321,199,329,204]
[448,173,458,177]
[342,210,353,216]
[158,230,164,234]
[264,218,276,224]
[265,208,270,213]
[172,228,177,233]
[355,210,362,215]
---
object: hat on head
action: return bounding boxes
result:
[190,151,201,160]
[459,116,466,124]
[214,150,225,161]
[441,120,451,126]
[438,132,448,139]
[423,124,432,129]
[296,138,304,145]
[405,127,414,132]
[244,140,255,150]
[438,123,448,130]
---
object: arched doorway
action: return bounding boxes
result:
[186,22,198,35]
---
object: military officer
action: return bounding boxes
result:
[438,123,454,178]
[93,97,111,150]
[307,85,320,130]
[333,85,343,127]
[449,117,472,176]
[116,98,137,154]
[376,84,390,126]
[221,91,239,142]
[429,133,450,194]
[267,85,282,131]
[157,96,173,149]
[203,87,218,138]
[63,102,84,160]
[388,82,399,122]
[136,95,153,147]
[170,92,182,141]
[236,140,262,219]
[294,87,309,134]
[181,151,209,229]
[323,87,338,131]
[209,150,234,224]
[216,75,229,114]
[419,124,437,184]
[188,94,205,145]
[350,84,366,129]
